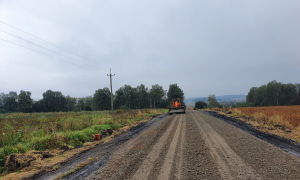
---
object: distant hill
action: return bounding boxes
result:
[184,95,246,103]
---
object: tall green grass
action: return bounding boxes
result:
[0,109,167,172]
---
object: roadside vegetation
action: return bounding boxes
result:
[205,106,300,143]
[0,83,185,114]
[0,109,167,174]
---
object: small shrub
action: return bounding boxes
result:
[194,101,207,109]
[120,105,129,110]
[0,109,6,114]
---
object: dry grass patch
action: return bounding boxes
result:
[206,106,300,143]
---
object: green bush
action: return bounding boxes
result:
[194,101,207,109]
[120,105,129,110]
[0,109,6,114]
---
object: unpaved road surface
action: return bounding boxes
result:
[40,110,300,179]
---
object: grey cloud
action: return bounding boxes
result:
[0,0,299,100]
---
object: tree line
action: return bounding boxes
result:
[246,80,300,106]
[0,84,184,113]
[194,94,221,109]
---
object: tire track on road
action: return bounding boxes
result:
[175,114,186,179]
[131,115,179,179]
[85,115,175,180]
[157,114,183,180]
[191,111,263,179]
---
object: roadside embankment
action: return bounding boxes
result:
[203,108,300,157]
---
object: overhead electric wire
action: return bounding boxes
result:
[0,20,108,68]
[116,76,131,85]
[0,20,133,85]
[0,38,107,74]
[0,29,107,72]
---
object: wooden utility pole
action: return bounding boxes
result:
[107,68,115,113]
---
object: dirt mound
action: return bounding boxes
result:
[4,151,55,172]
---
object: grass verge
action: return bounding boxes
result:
[0,109,167,175]
[204,107,300,143]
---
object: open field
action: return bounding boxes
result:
[236,106,300,126]
[0,109,167,174]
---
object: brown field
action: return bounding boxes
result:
[236,106,300,127]
[186,107,194,110]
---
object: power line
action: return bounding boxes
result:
[115,75,131,85]
[0,20,133,85]
[0,20,108,68]
[0,29,106,72]
[0,38,106,74]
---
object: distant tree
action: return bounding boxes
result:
[17,90,33,112]
[167,84,184,105]
[207,94,220,108]
[114,85,137,109]
[3,91,18,112]
[120,105,129,110]
[246,87,257,104]
[85,105,92,111]
[279,83,295,105]
[84,96,93,110]
[293,83,300,105]
[65,95,77,112]
[92,87,111,111]
[136,84,149,109]
[75,98,85,111]
[0,92,4,110]
[42,90,66,112]
[150,84,166,108]
[32,100,45,112]
[266,80,281,106]
[194,101,207,109]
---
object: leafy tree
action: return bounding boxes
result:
[114,85,137,109]
[42,90,66,112]
[167,84,184,104]
[266,80,281,106]
[254,85,267,106]
[136,84,149,109]
[207,94,220,108]
[293,83,300,105]
[120,105,129,110]
[84,96,93,110]
[65,95,77,112]
[194,101,207,109]
[32,100,44,112]
[246,80,300,106]
[92,87,111,111]
[279,83,295,105]
[3,91,18,112]
[17,90,33,112]
[76,98,85,111]
[246,87,257,104]
[0,93,4,110]
[150,84,166,108]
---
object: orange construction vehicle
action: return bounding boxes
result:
[168,95,185,114]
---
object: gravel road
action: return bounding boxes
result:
[34,110,300,180]
[80,110,300,180]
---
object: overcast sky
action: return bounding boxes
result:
[1,0,299,100]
